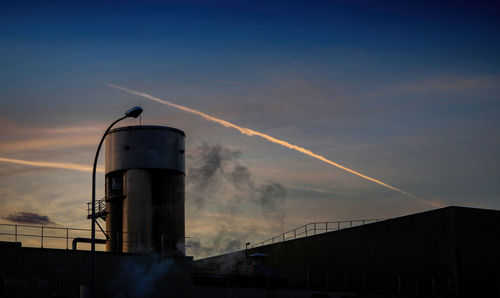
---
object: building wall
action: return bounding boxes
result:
[195,206,500,297]
[0,246,193,298]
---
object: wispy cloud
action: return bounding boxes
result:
[0,118,103,136]
[367,75,500,99]
[0,119,103,152]
[3,211,55,225]
[0,157,103,173]
[0,136,97,152]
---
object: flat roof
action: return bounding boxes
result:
[109,125,185,137]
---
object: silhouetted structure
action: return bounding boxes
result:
[104,125,186,256]
[1,206,499,297]
[195,206,500,297]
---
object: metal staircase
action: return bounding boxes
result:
[87,198,107,220]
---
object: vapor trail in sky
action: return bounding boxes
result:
[0,157,104,173]
[108,84,441,208]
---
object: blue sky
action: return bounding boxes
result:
[1,1,499,257]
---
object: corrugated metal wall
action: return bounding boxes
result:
[0,246,192,298]
[194,206,500,297]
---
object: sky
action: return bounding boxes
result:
[1,1,499,258]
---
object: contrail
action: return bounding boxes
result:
[108,84,441,208]
[0,157,104,173]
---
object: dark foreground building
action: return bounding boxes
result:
[195,206,500,297]
[1,206,499,297]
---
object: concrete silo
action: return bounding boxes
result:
[104,125,185,256]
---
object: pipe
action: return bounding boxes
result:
[73,238,106,250]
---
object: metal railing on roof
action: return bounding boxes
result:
[0,223,151,250]
[251,218,384,248]
[0,222,190,251]
[0,223,101,250]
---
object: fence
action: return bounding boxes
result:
[0,222,191,251]
[0,223,107,250]
[251,219,383,248]
[1,218,383,251]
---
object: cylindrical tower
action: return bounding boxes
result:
[104,125,185,256]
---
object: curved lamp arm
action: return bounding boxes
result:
[91,106,142,251]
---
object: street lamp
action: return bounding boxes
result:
[245,242,251,264]
[91,106,143,251]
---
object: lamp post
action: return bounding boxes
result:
[91,106,143,251]
[245,242,251,264]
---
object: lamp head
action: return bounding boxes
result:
[125,106,143,118]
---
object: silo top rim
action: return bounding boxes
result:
[109,125,185,137]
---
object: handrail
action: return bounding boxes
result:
[87,197,107,219]
[1,218,384,251]
[251,218,384,248]
[0,223,88,231]
[0,223,152,250]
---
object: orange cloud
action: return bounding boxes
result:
[0,157,103,173]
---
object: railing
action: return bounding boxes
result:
[251,219,383,248]
[87,197,107,219]
[1,218,383,251]
[0,223,105,250]
[0,222,185,251]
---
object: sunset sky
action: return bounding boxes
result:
[1,1,499,257]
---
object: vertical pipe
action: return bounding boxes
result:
[398,275,401,294]
[41,226,44,248]
[294,229,296,239]
[161,234,164,256]
[66,228,69,250]
[345,272,348,291]
[15,224,17,242]
[267,269,271,288]
[380,271,384,293]
[364,272,368,293]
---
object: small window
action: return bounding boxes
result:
[111,177,122,191]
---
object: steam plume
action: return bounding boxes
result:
[187,230,243,258]
[188,143,287,223]
[187,144,287,257]
[109,84,440,208]
[109,255,173,298]
[0,157,104,173]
